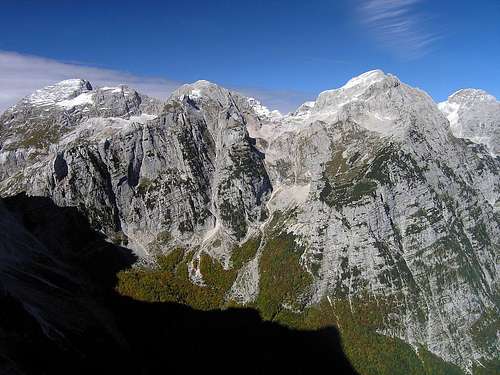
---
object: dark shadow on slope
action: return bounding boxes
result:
[108,296,357,375]
[3,193,137,290]
[1,193,358,375]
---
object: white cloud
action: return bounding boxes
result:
[0,50,311,114]
[358,0,439,58]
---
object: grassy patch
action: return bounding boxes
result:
[116,249,224,310]
[319,147,380,208]
[13,123,61,150]
[255,231,313,320]
[230,235,261,269]
[199,254,237,297]
[117,236,262,310]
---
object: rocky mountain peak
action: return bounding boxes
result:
[171,80,230,103]
[21,78,93,108]
[439,88,499,156]
[3,79,162,118]
[0,79,163,181]
[170,80,282,123]
[313,69,397,111]
[447,88,497,104]
[282,70,443,141]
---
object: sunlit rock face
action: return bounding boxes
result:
[1,71,498,372]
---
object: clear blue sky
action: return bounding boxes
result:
[1,0,499,112]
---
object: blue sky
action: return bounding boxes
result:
[1,0,499,112]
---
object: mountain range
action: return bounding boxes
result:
[0,70,498,374]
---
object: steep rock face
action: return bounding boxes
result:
[169,81,272,244]
[0,72,498,373]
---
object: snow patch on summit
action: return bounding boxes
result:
[342,69,387,90]
[24,79,92,108]
[57,92,94,109]
[189,89,202,99]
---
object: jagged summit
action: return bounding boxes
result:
[2,70,419,126]
[170,79,282,120]
[246,97,282,120]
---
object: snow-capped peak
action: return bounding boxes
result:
[23,79,93,108]
[56,92,94,109]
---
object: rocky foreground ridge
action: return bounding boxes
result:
[0,71,498,374]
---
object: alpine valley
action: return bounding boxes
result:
[0,70,498,375]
